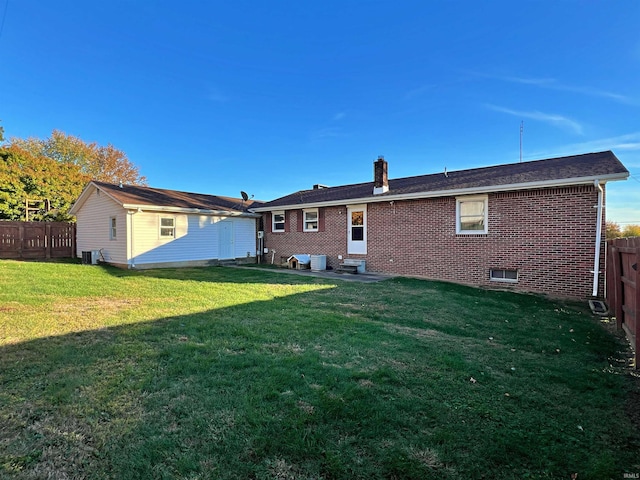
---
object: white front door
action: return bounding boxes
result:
[218,220,234,259]
[347,205,367,254]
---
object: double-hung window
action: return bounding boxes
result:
[109,217,117,240]
[272,211,285,232]
[160,217,176,238]
[456,195,488,234]
[303,209,319,232]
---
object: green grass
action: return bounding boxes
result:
[0,259,638,479]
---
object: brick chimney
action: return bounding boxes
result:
[373,156,389,195]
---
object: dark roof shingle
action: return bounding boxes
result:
[92,181,263,213]
[257,151,628,209]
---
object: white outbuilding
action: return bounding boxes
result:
[69,181,262,269]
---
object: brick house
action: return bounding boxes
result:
[251,151,629,299]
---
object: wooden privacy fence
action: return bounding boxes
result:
[0,221,76,260]
[606,237,640,369]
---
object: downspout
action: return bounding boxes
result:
[128,209,139,269]
[592,180,604,297]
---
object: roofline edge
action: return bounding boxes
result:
[250,172,629,212]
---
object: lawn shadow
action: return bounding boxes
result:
[1,285,440,479]
[2,260,639,479]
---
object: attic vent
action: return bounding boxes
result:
[313,184,329,190]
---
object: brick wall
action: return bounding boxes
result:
[262,185,605,299]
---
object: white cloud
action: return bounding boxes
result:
[550,132,640,156]
[333,112,346,121]
[472,72,637,105]
[500,75,556,87]
[486,104,584,135]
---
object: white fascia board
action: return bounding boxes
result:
[250,172,629,212]
[123,204,261,218]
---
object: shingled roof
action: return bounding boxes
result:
[252,151,628,211]
[70,181,263,216]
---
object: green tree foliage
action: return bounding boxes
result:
[622,224,640,238]
[0,145,90,221]
[606,221,640,240]
[10,130,146,185]
[605,221,622,240]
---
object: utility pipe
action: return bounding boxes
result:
[592,180,604,297]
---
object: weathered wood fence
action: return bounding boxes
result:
[606,237,640,369]
[0,221,76,260]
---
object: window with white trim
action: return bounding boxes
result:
[303,209,318,232]
[160,217,176,238]
[456,195,488,234]
[272,211,285,232]
[109,217,117,240]
[490,269,518,283]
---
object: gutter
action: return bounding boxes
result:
[250,173,628,212]
[122,204,261,218]
[592,180,604,297]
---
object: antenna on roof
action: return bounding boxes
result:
[520,121,524,163]
[240,190,253,207]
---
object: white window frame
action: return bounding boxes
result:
[490,269,518,283]
[272,211,285,232]
[303,208,319,232]
[109,217,117,240]
[159,216,176,239]
[456,195,488,234]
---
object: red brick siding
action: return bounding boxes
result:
[262,185,604,298]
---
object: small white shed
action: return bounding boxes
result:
[69,181,263,269]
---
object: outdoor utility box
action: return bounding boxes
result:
[310,254,327,271]
[287,254,311,270]
[81,251,99,265]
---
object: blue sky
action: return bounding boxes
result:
[1,1,639,225]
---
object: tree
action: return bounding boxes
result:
[0,145,90,221]
[622,224,640,238]
[606,221,640,239]
[605,221,622,240]
[10,130,146,185]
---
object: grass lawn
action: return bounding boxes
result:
[0,259,638,479]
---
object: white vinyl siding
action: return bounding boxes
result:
[74,187,127,264]
[131,214,257,266]
[74,184,258,268]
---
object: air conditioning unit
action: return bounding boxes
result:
[81,250,100,265]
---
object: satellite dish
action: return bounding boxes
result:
[240,191,249,201]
